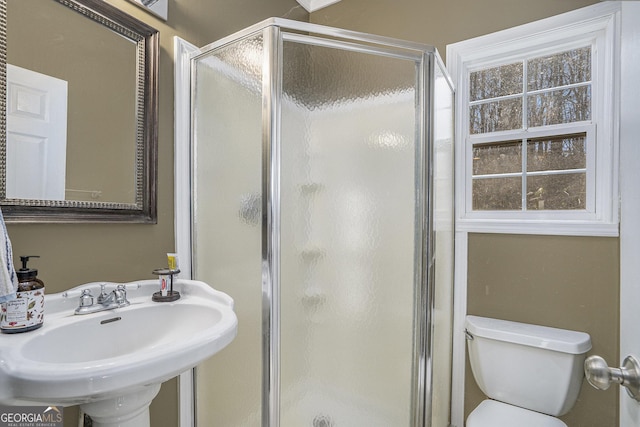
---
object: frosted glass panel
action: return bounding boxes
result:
[192,34,263,427]
[431,62,454,427]
[279,39,417,426]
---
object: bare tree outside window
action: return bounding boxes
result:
[469,47,591,211]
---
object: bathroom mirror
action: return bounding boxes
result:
[0,0,158,222]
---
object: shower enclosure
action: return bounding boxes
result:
[175,18,454,427]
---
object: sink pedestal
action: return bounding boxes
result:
[80,384,161,427]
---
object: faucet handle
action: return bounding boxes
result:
[97,283,109,304]
[79,289,94,307]
[114,284,129,304]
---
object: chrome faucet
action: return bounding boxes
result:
[75,284,130,315]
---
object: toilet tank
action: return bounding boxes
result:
[465,315,592,417]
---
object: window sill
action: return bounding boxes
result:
[456,217,619,237]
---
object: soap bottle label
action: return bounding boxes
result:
[0,288,45,332]
[4,298,27,323]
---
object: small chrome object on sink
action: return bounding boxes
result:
[74,284,130,315]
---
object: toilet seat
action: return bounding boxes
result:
[467,400,568,427]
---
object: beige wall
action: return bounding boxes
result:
[6,1,306,426]
[7,1,619,426]
[312,1,618,426]
[310,0,600,62]
[467,234,619,426]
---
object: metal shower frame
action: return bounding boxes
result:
[188,18,444,427]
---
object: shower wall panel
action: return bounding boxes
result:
[431,62,455,427]
[193,34,264,426]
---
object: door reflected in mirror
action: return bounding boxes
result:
[6,64,68,201]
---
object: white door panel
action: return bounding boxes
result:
[6,64,67,200]
[619,2,640,426]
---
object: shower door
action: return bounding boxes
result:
[277,36,421,427]
[185,18,453,427]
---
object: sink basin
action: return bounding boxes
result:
[0,279,237,426]
[22,302,225,364]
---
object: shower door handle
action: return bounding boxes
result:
[584,355,640,401]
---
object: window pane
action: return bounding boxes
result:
[470,98,522,134]
[470,62,522,101]
[527,47,591,91]
[473,177,522,210]
[527,134,586,172]
[526,173,586,210]
[527,85,591,127]
[473,141,522,175]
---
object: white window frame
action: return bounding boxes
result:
[447,2,620,236]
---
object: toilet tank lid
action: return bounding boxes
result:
[465,315,592,354]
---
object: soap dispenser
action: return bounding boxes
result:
[0,255,45,333]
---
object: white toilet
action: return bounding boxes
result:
[465,315,592,427]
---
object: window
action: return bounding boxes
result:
[447,4,619,236]
[473,132,589,211]
[470,47,592,212]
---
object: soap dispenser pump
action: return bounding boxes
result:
[0,255,45,333]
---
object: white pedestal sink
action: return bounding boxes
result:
[0,279,238,427]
